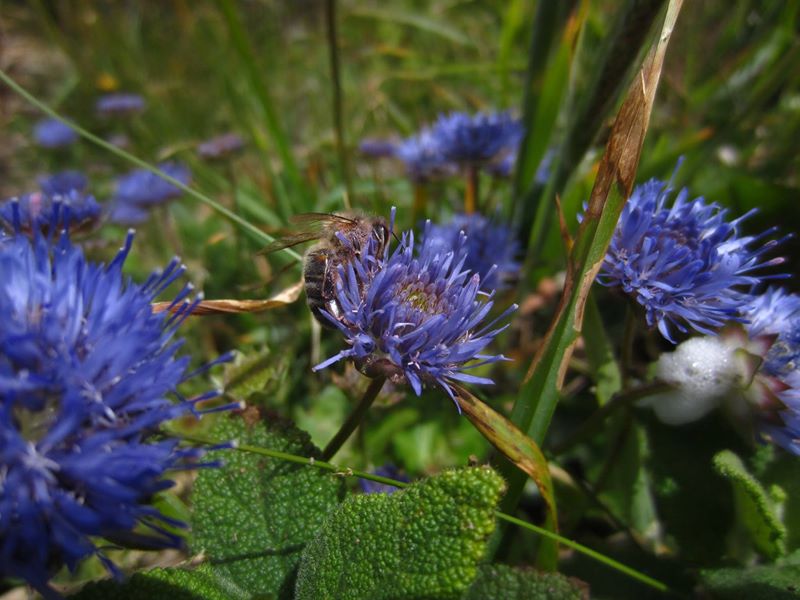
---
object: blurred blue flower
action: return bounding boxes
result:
[599,177,786,342]
[95,93,146,116]
[484,149,516,178]
[358,138,398,159]
[425,213,520,291]
[432,111,522,166]
[197,132,245,159]
[394,129,454,182]
[110,162,191,224]
[314,216,516,401]
[0,191,101,233]
[33,118,77,148]
[359,465,409,494]
[0,232,232,595]
[38,170,88,196]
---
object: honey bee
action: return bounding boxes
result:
[261,213,390,326]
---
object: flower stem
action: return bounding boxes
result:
[465,165,479,213]
[322,376,386,461]
[621,305,637,389]
[411,183,428,224]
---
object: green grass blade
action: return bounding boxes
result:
[325,0,353,209]
[511,0,578,215]
[348,6,475,47]
[501,0,683,511]
[521,0,668,259]
[214,0,309,208]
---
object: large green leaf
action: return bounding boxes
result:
[463,564,587,600]
[713,450,787,560]
[295,467,505,600]
[72,565,245,600]
[699,550,800,600]
[190,410,344,599]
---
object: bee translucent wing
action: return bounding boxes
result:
[289,212,357,226]
[258,230,321,255]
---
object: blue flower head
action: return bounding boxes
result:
[33,118,77,149]
[432,111,523,166]
[197,132,245,159]
[314,213,516,402]
[110,163,191,224]
[95,93,146,116]
[394,129,454,182]
[599,177,786,342]
[740,289,800,455]
[424,213,520,291]
[0,232,233,595]
[0,191,101,234]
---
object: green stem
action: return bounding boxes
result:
[494,513,668,593]
[0,68,303,263]
[325,0,353,209]
[621,305,637,389]
[322,376,386,461]
[464,165,479,213]
[411,183,428,224]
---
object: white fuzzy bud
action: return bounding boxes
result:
[645,336,741,425]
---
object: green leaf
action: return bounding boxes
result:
[224,349,278,401]
[295,466,506,600]
[599,423,658,537]
[762,452,800,551]
[463,564,587,600]
[700,551,800,600]
[581,292,622,406]
[72,565,246,600]
[191,410,344,599]
[713,450,787,560]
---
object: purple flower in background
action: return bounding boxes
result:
[110,162,191,224]
[432,111,522,166]
[95,93,146,116]
[425,213,520,291]
[38,170,88,196]
[358,138,398,159]
[33,118,77,148]
[599,176,786,342]
[359,465,409,494]
[484,150,516,178]
[394,129,454,182]
[314,215,516,401]
[0,232,233,596]
[197,132,245,159]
